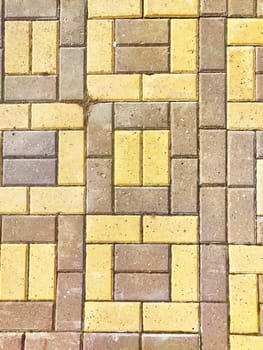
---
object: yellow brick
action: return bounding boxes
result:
[29,244,55,300]
[58,131,85,185]
[32,21,58,74]
[87,75,141,101]
[0,104,29,130]
[230,336,263,350]
[88,0,141,18]
[258,160,263,215]
[229,274,258,333]
[86,245,112,300]
[30,187,84,214]
[0,188,27,214]
[143,303,199,332]
[114,131,141,186]
[143,74,197,101]
[228,103,263,130]
[172,245,198,301]
[5,21,30,74]
[230,245,263,273]
[0,244,27,300]
[171,19,198,73]
[86,215,141,243]
[143,131,170,186]
[227,47,255,101]
[84,302,140,332]
[31,103,83,129]
[144,0,199,17]
[228,19,263,45]
[87,20,113,73]
[143,216,198,243]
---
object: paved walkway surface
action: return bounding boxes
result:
[0,0,263,349]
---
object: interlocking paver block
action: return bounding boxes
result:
[144,0,199,17]
[88,0,142,18]
[200,0,227,15]
[0,334,23,350]
[84,333,140,350]
[5,0,57,17]
[25,333,81,350]
[228,0,255,16]
[142,335,199,350]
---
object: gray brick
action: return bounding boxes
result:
[84,334,140,350]
[257,131,263,158]
[200,0,227,15]
[59,48,84,100]
[142,334,199,350]
[5,0,57,17]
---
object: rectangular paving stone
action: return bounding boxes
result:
[115,244,169,272]
[55,273,83,331]
[257,48,263,72]
[0,302,53,331]
[114,187,169,214]
[59,48,84,100]
[171,159,198,214]
[5,76,57,101]
[200,187,226,243]
[3,159,56,186]
[2,215,55,242]
[25,333,81,350]
[84,334,140,350]
[228,188,255,244]
[60,0,85,46]
[257,131,263,158]
[228,0,255,16]
[257,217,263,244]
[87,159,112,214]
[0,334,23,350]
[201,245,227,302]
[257,74,263,101]
[115,19,169,44]
[259,275,263,302]
[3,131,56,157]
[200,0,227,14]
[115,273,169,301]
[142,334,199,350]
[5,0,57,17]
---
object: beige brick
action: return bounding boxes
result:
[32,21,58,74]
[87,20,113,73]
[88,0,142,18]
[87,75,141,101]
[58,131,85,185]
[86,215,140,243]
[5,21,30,74]
[172,245,198,301]
[0,188,27,214]
[228,103,263,130]
[258,160,263,215]
[171,19,198,73]
[228,47,255,101]
[144,0,199,17]
[0,104,29,130]
[143,74,197,101]
[29,244,56,300]
[229,274,258,333]
[86,245,112,300]
[0,244,27,300]
[30,187,85,214]
[229,245,263,273]
[228,19,263,45]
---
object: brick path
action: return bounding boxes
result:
[0,0,263,349]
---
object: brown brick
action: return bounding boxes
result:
[114,187,169,214]
[5,0,57,17]
[200,18,225,71]
[87,103,112,157]
[171,159,198,214]
[58,215,84,271]
[228,131,255,186]
[171,102,197,156]
[257,131,263,158]
[84,333,140,350]
[228,188,255,244]
[257,217,263,244]
[2,215,55,242]
[257,48,263,73]
[60,0,85,46]
[115,273,169,301]
[228,0,255,16]
[5,76,56,101]
[114,102,168,129]
[59,48,84,100]
[3,131,56,157]
[0,333,23,350]
[259,0,263,16]
[201,245,227,302]
[115,47,169,73]
[142,334,199,350]
[259,275,263,302]
[3,159,56,186]
[55,273,83,331]
[200,188,226,243]
[200,0,227,14]
[257,74,263,101]
[200,130,226,185]
[200,73,226,127]
[115,19,169,44]
[201,303,228,350]
[25,333,81,350]
[0,302,53,331]
[115,244,169,272]
[87,159,112,214]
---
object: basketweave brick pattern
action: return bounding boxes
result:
[0,0,263,349]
